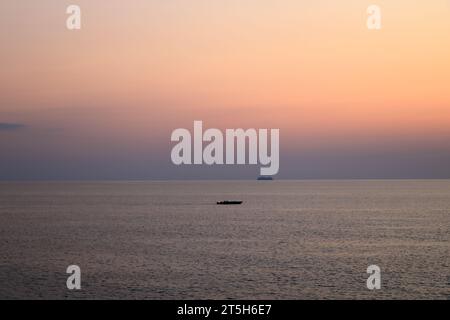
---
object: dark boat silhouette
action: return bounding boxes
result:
[257,176,273,181]
[216,200,243,205]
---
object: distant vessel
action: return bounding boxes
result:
[217,201,243,205]
[257,176,273,181]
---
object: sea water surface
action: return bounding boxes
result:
[0,180,449,299]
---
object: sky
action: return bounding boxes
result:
[1,0,450,180]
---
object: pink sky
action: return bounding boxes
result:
[1,1,450,179]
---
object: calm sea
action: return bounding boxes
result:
[0,180,449,299]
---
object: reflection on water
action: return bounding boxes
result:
[0,180,449,299]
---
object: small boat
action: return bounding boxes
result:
[216,200,243,205]
[257,176,273,181]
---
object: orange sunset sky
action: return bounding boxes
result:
[1,0,450,179]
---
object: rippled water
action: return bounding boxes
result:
[0,180,449,299]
